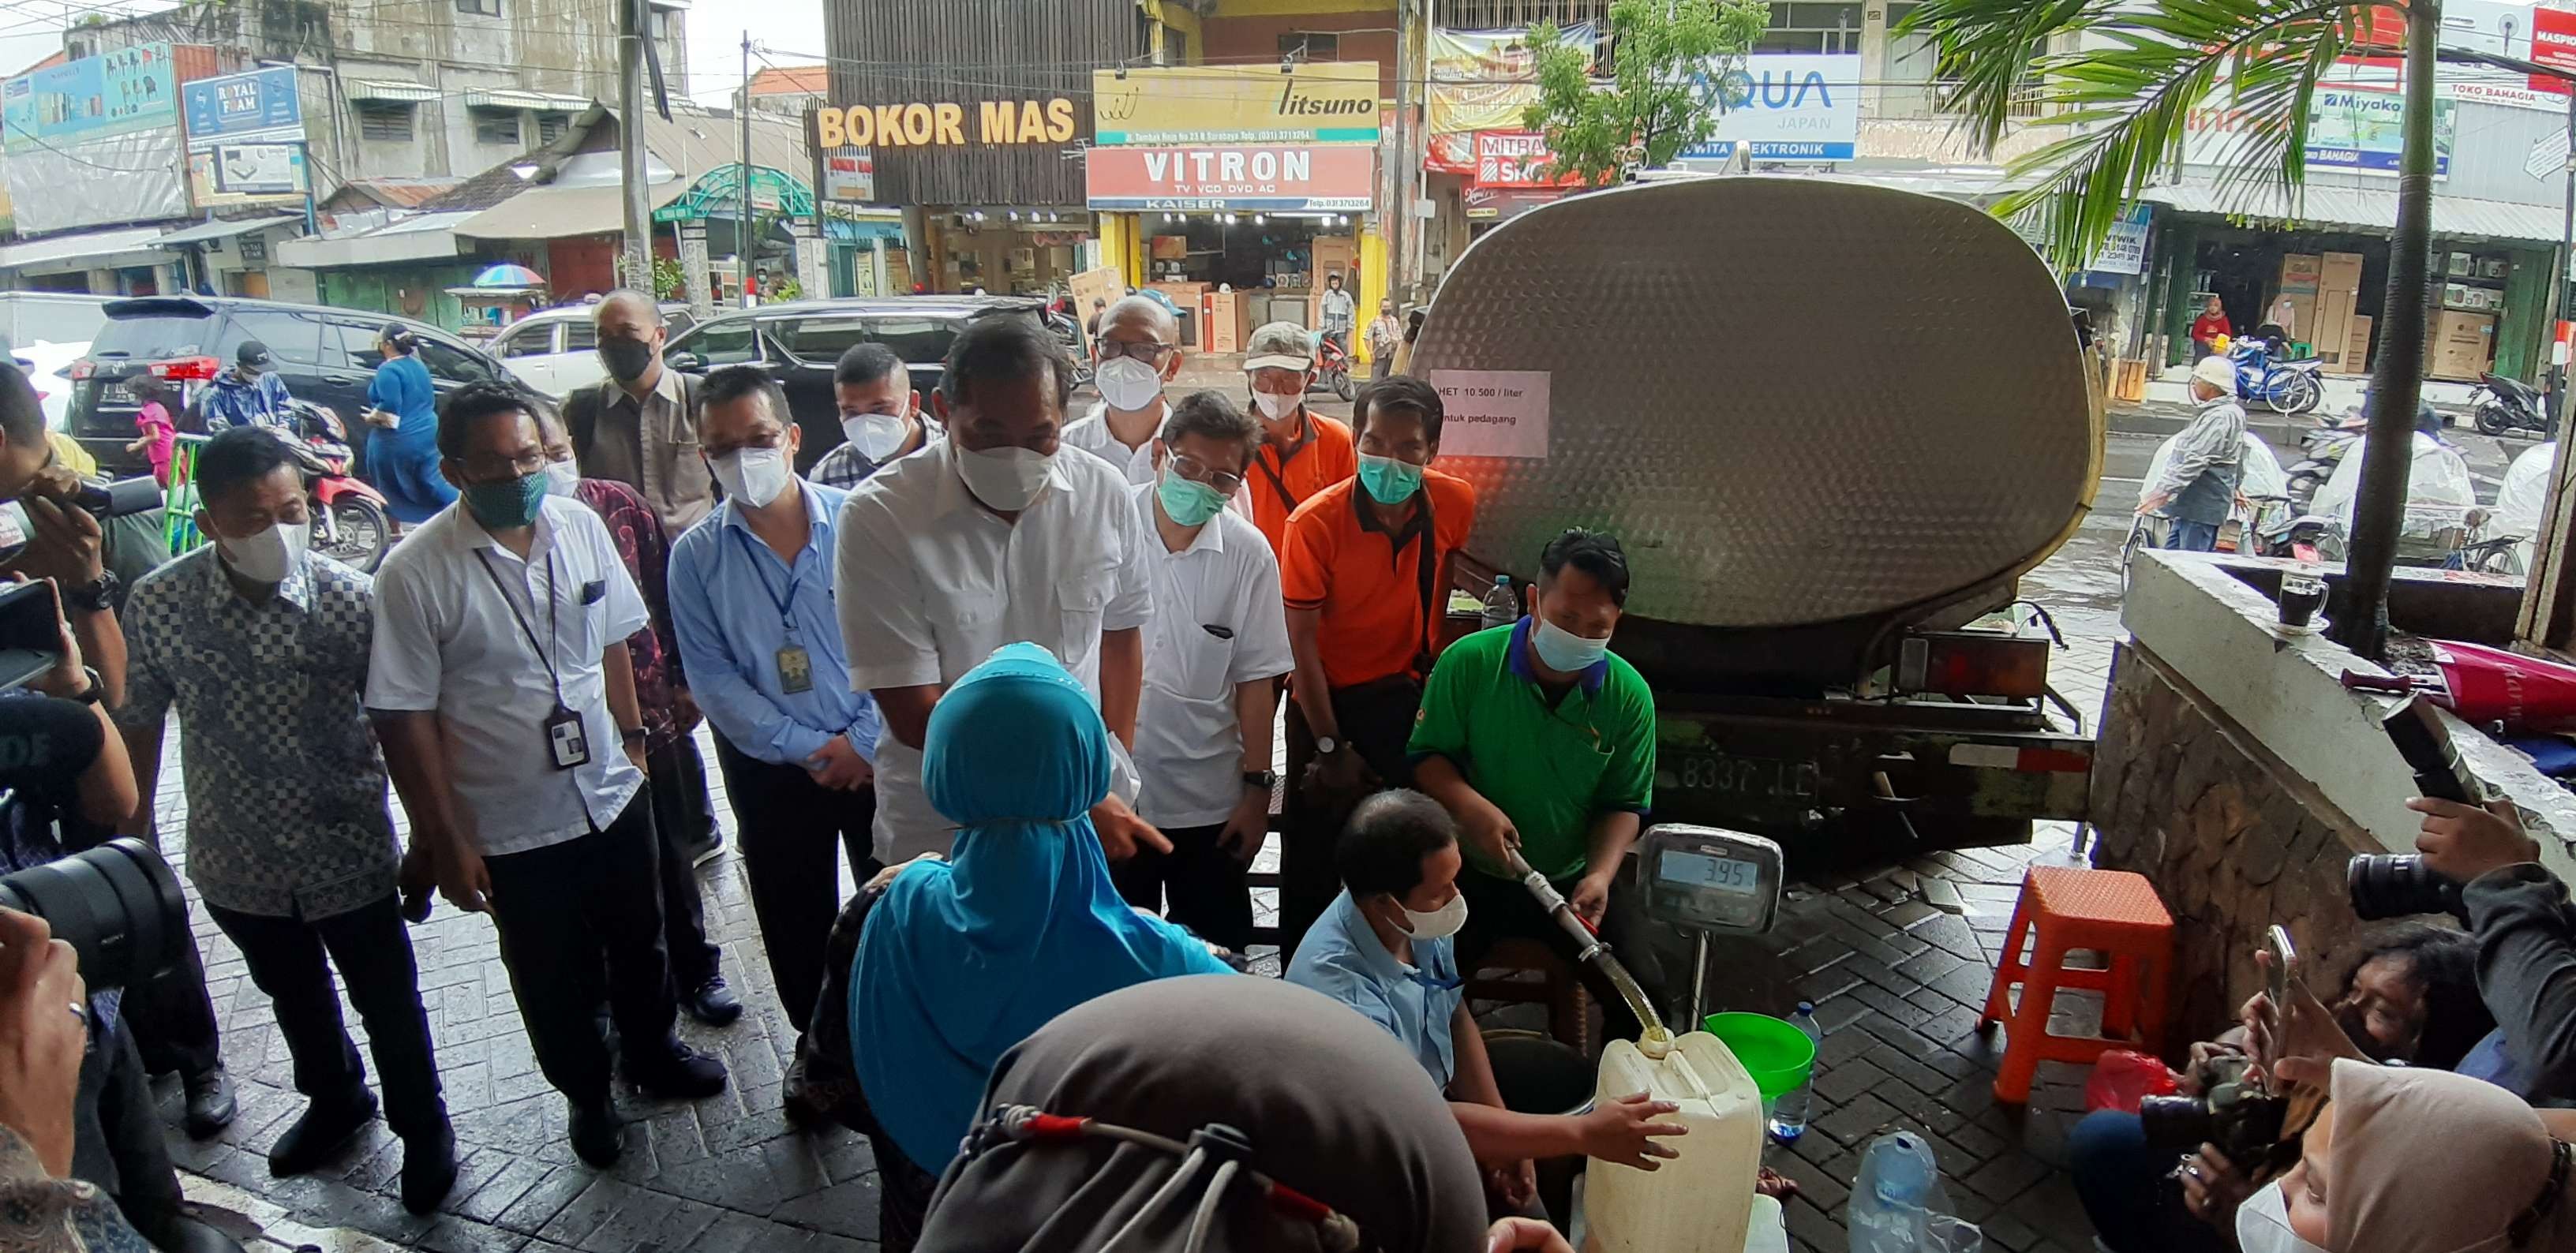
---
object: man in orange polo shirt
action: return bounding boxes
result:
[1242,321,1359,554]
[1278,375,1475,950]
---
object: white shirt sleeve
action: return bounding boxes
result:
[365,555,444,712]
[836,490,944,691]
[1103,479,1157,634]
[1230,542,1296,685]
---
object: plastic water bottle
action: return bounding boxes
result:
[1767,1002,1822,1143]
[1850,1131,1984,1253]
[1480,574,1518,630]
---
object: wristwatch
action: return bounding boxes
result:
[61,570,118,614]
[66,666,104,705]
[1313,736,1339,756]
[620,727,649,743]
[1242,769,1279,791]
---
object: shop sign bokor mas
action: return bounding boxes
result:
[1085,144,1376,211]
[813,97,1076,148]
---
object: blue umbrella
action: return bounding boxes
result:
[472,263,545,290]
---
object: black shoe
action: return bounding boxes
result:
[680,829,724,867]
[267,1090,378,1176]
[683,976,743,1027]
[183,1065,238,1139]
[569,1100,623,1168]
[399,1124,459,1214]
[624,1041,729,1101]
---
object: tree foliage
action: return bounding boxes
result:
[1520,0,1770,189]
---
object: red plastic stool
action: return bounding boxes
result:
[1978,866,2174,1104]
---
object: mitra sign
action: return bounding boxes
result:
[1086,144,1376,211]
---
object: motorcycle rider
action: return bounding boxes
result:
[2137,355,2246,552]
[197,340,294,433]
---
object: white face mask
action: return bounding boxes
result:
[1398,890,1469,941]
[1251,389,1299,421]
[1095,356,1166,412]
[1531,617,1612,673]
[957,444,1054,512]
[216,517,308,585]
[2236,1180,2329,1253]
[842,410,912,462]
[541,459,580,498]
[712,444,792,509]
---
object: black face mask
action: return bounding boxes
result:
[598,336,656,383]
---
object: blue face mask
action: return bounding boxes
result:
[1357,453,1424,506]
[1531,616,1612,673]
[1156,464,1228,528]
[462,471,549,531]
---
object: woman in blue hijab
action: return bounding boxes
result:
[852,642,1235,1250]
[360,324,455,524]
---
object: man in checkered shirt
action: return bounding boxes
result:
[114,427,459,1215]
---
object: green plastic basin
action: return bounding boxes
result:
[1704,1012,1818,1101]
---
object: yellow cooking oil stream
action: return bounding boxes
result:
[1503,851,1676,1057]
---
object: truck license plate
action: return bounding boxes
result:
[1672,752,1820,800]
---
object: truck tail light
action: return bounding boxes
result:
[1898,631,2051,699]
[148,356,221,382]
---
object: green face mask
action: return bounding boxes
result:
[1357,453,1424,506]
[462,471,549,530]
[1156,464,1228,527]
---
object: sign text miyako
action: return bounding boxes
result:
[814,98,1076,148]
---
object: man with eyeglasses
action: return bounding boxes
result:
[1063,295,1185,485]
[1113,391,1292,952]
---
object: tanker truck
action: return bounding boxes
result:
[1411,175,2103,862]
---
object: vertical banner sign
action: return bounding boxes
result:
[2086,205,2152,275]
[180,65,306,207]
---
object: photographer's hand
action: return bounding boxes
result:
[0,907,87,1178]
[2245,949,2365,1088]
[13,496,103,589]
[2409,796,2541,885]
[2178,1143,2255,1224]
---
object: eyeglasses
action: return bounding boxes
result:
[1166,451,1244,496]
[1099,338,1177,365]
[457,452,549,481]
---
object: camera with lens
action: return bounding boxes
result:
[2140,1054,2292,1165]
[2349,852,2464,921]
[0,839,190,991]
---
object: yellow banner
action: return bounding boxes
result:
[1092,62,1380,145]
[1428,24,1593,135]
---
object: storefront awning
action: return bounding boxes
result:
[2140,183,2567,246]
[344,78,439,103]
[0,225,174,272]
[154,215,304,247]
[275,211,471,268]
[451,185,626,241]
[462,88,592,113]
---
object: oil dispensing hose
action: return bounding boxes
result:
[1503,848,1674,1053]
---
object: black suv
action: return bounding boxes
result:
[68,296,536,475]
[661,296,1074,473]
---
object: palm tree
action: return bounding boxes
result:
[1900,0,2440,658]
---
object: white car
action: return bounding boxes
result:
[0,292,114,431]
[489,303,695,399]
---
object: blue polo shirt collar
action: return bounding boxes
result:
[1504,615,1608,695]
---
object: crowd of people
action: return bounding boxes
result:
[5,286,2576,1253]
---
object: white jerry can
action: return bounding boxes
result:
[1583,1030,1767,1253]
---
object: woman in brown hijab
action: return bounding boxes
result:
[913,974,1540,1253]
[2256,1058,2576,1252]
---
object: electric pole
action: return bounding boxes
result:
[741,30,754,308]
[619,0,651,290]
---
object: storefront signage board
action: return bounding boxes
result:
[1428,24,1595,136]
[1086,145,1376,211]
[2086,204,2151,276]
[1472,130,1581,188]
[2533,5,2576,94]
[182,65,305,208]
[1679,54,1860,162]
[2184,81,2451,178]
[210,142,303,196]
[814,98,1076,148]
[4,41,178,153]
[1428,369,1550,458]
[821,148,875,201]
[182,66,298,141]
[1462,185,1564,222]
[1094,63,1379,145]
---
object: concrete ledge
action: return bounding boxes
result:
[2123,549,2576,877]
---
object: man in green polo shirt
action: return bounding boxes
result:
[1410,528,1668,1038]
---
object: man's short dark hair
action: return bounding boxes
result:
[1352,376,1444,446]
[833,342,908,391]
[699,364,791,428]
[1160,390,1258,461]
[0,360,39,446]
[436,381,535,460]
[1540,529,1631,607]
[1335,789,1458,900]
[195,426,301,506]
[2348,922,2491,1072]
[942,313,1076,409]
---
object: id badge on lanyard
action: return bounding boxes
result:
[478,548,586,770]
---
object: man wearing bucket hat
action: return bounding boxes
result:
[1241,322,1357,555]
[2137,354,2246,553]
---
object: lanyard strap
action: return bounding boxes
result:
[729,527,800,631]
[474,548,564,705]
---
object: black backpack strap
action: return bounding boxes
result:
[1411,486,1440,676]
[569,380,608,459]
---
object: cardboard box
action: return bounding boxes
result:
[2426,309,2496,380]
[2480,256,2510,280]
[2321,251,2364,290]
[2315,286,2356,364]
[2448,252,2476,277]
[2340,313,2372,375]
[2279,253,2323,293]
[1203,289,1253,354]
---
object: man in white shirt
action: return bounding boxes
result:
[367,382,728,1171]
[1112,391,1292,952]
[836,314,1170,864]
[1061,296,1184,486]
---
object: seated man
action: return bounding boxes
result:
[1287,790,1683,1214]
[1411,528,1666,1037]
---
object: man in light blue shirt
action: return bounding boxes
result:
[668,366,882,1093]
[1287,790,1684,1208]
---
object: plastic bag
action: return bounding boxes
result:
[2085,1049,2179,1114]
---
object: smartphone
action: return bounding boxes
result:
[2265,925,2299,1008]
[2383,696,2475,805]
[0,578,64,692]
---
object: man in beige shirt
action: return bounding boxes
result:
[564,290,716,537]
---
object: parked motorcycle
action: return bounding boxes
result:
[2286,406,2368,514]
[1311,329,1357,402]
[2472,371,2555,439]
[275,400,392,572]
[2230,338,2323,416]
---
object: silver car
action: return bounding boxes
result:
[489,302,695,398]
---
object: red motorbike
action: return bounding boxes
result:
[1312,328,1357,402]
[275,401,393,572]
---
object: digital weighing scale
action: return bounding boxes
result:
[1636,824,1788,1026]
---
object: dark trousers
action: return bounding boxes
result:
[204,895,447,1139]
[1455,863,1668,1042]
[708,731,878,1035]
[1110,822,1253,952]
[648,737,721,988]
[1282,678,1422,955]
[871,1131,939,1252]
[481,795,677,1106]
[73,1027,182,1237]
[2069,1109,2230,1253]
